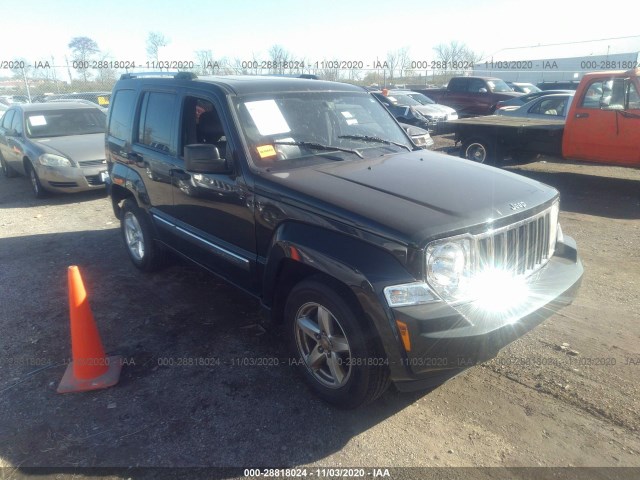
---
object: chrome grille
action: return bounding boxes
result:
[475,208,552,276]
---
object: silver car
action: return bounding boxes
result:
[0,102,107,197]
[388,90,458,134]
[496,93,575,120]
[393,91,458,120]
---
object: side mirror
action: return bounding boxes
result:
[184,144,229,174]
[478,87,488,93]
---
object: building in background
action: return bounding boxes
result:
[473,37,640,84]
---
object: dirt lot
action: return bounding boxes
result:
[1,139,639,479]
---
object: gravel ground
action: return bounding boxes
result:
[0,138,639,479]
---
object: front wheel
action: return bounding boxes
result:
[120,199,165,272]
[285,279,390,408]
[27,162,46,198]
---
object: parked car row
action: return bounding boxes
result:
[0,92,112,107]
[0,84,439,198]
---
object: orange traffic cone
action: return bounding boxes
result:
[57,265,122,393]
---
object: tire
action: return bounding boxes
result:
[0,154,16,178]
[285,279,390,408]
[460,137,498,166]
[120,198,165,272]
[26,162,46,198]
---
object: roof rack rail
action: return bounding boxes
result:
[119,71,197,80]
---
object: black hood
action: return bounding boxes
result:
[259,150,557,247]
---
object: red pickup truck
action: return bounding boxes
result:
[450,69,640,167]
[418,76,522,117]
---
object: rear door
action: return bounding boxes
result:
[0,109,18,170]
[129,89,181,228]
[563,76,640,165]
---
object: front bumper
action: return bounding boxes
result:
[36,163,107,193]
[382,235,583,390]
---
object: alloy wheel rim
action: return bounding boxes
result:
[294,302,352,388]
[123,212,145,261]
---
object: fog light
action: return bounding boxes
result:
[469,268,529,314]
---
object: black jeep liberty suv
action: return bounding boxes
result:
[105,72,583,408]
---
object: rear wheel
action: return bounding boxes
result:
[460,137,499,166]
[285,279,390,408]
[120,199,165,272]
[0,154,16,178]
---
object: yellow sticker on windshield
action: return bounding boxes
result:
[97,96,109,106]
[257,145,276,158]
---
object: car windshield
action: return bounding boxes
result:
[385,94,421,106]
[25,108,106,138]
[407,93,436,105]
[487,79,513,93]
[234,91,413,170]
[518,84,541,94]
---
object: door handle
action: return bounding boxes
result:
[127,152,144,166]
[575,113,590,119]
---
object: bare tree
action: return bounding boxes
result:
[32,57,55,82]
[68,36,100,81]
[95,52,117,88]
[195,50,215,75]
[10,58,33,101]
[316,59,341,82]
[268,45,291,74]
[146,32,169,63]
[386,50,398,81]
[433,41,480,76]
[64,55,73,84]
[396,47,411,79]
[226,58,245,75]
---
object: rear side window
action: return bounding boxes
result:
[2,109,15,129]
[108,89,136,141]
[10,110,23,135]
[138,92,177,154]
[448,78,465,92]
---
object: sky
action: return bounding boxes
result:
[1,0,640,77]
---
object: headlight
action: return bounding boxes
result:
[426,238,473,302]
[39,154,73,167]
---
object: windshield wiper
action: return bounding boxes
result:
[272,140,363,159]
[338,134,411,151]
